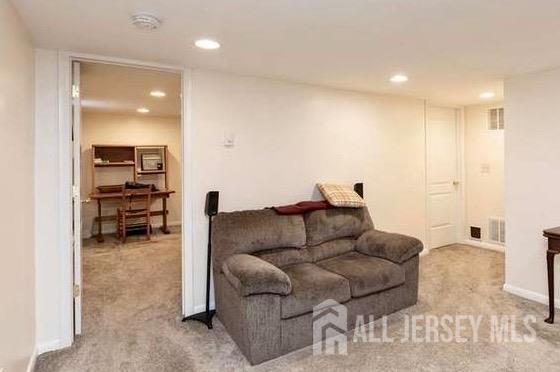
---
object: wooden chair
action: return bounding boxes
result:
[116,185,152,243]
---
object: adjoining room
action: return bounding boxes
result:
[77,61,183,341]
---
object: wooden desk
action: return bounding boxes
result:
[90,189,175,243]
[544,226,560,323]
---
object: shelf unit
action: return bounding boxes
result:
[91,144,169,192]
[137,170,166,175]
[94,162,135,167]
[135,145,168,188]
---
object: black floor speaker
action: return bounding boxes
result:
[183,191,219,329]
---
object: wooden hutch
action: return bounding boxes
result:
[91,144,169,190]
[89,144,175,242]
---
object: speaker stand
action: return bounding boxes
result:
[182,211,216,329]
[182,309,216,329]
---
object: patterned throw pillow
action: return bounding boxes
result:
[317,183,366,208]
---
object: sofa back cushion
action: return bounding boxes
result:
[308,238,356,262]
[212,208,306,269]
[253,247,312,268]
[304,207,374,246]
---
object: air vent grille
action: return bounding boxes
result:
[489,217,505,244]
[488,108,504,130]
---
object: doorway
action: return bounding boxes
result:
[426,105,461,250]
[71,60,183,336]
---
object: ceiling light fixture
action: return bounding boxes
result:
[150,90,166,98]
[195,39,221,50]
[390,74,408,83]
[131,13,161,31]
[137,107,150,113]
[479,92,496,99]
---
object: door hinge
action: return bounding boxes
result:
[73,284,81,298]
[72,84,80,99]
[72,185,80,200]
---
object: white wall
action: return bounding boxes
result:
[0,1,36,371]
[80,112,182,238]
[464,103,504,243]
[189,70,427,310]
[34,49,63,354]
[504,67,560,305]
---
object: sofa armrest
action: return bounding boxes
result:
[222,254,292,296]
[356,229,423,263]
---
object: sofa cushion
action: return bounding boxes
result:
[317,251,405,297]
[304,207,374,246]
[280,263,351,319]
[307,238,355,262]
[212,209,306,269]
[356,229,423,263]
[222,254,292,296]
[253,247,312,268]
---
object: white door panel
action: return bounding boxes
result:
[427,106,459,249]
[430,193,454,227]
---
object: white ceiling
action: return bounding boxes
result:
[13,0,560,105]
[80,62,181,117]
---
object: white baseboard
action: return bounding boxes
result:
[26,348,37,372]
[37,339,62,354]
[82,221,181,239]
[503,283,560,309]
[462,239,505,253]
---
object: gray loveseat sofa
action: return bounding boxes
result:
[212,207,423,364]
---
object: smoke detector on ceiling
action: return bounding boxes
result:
[131,13,161,30]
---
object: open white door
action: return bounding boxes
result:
[426,106,460,249]
[72,61,82,335]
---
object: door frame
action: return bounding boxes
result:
[57,51,195,348]
[71,60,82,335]
[424,103,465,251]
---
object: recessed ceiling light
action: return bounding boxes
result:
[479,92,496,99]
[130,13,161,31]
[150,90,166,98]
[390,74,408,83]
[137,107,150,113]
[195,39,221,50]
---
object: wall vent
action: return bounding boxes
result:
[488,108,504,130]
[470,226,482,240]
[489,217,505,244]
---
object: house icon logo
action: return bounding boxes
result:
[312,299,348,355]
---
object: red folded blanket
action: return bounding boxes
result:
[273,200,332,215]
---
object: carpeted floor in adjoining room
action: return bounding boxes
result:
[35,235,560,372]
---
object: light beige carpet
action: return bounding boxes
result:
[35,235,560,372]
